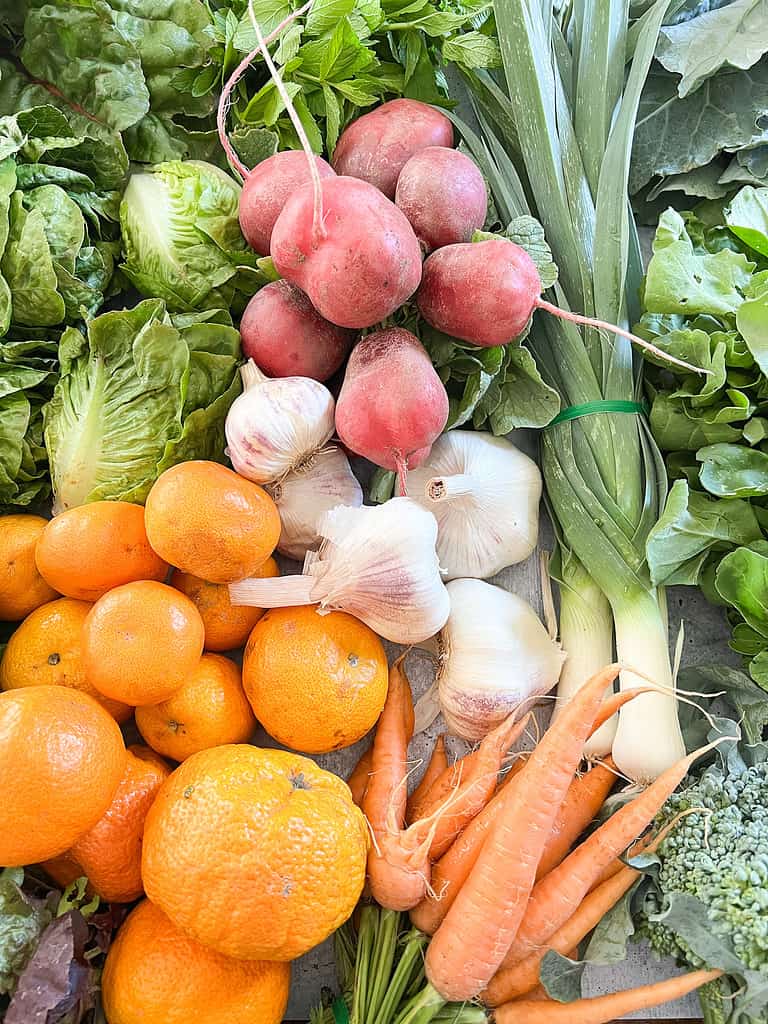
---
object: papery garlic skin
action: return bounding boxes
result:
[225,360,335,484]
[229,497,450,645]
[437,578,565,741]
[407,430,542,580]
[268,448,363,561]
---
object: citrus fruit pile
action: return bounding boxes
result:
[0,460,390,1023]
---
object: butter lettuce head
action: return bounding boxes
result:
[44,299,242,511]
[119,160,252,313]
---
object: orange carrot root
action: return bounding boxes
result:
[407,735,449,823]
[493,968,722,1023]
[347,746,373,808]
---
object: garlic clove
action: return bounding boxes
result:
[267,448,363,561]
[407,430,542,580]
[224,360,336,484]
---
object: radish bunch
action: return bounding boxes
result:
[217,13,671,490]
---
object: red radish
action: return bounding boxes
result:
[240,281,354,381]
[332,99,454,199]
[270,176,423,329]
[335,327,449,493]
[237,151,335,255]
[395,147,488,251]
[417,238,707,372]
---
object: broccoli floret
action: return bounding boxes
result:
[645,761,768,973]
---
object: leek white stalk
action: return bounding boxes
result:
[416,578,565,742]
[268,448,362,561]
[229,498,449,644]
[551,552,616,758]
[406,431,542,580]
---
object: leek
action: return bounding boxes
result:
[456,0,685,783]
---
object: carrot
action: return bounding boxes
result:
[500,737,724,968]
[424,664,621,1002]
[364,655,425,911]
[347,746,373,808]
[412,748,483,822]
[407,735,448,823]
[410,712,622,937]
[426,712,531,859]
[484,865,640,1005]
[493,969,722,1024]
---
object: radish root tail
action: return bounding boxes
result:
[248,0,326,243]
[216,0,314,179]
[395,453,409,497]
[534,298,711,377]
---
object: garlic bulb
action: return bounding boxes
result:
[416,578,565,742]
[225,360,335,484]
[229,497,450,644]
[268,448,363,561]
[406,430,542,580]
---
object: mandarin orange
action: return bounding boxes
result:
[242,606,388,753]
[144,462,280,584]
[141,745,368,961]
[170,558,278,652]
[35,501,168,601]
[83,581,205,706]
[0,597,131,722]
[0,686,125,865]
[136,653,255,761]
[0,514,59,620]
[101,900,290,1024]
[43,745,170,903]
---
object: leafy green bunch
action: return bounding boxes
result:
[198,0,500,159]
[639,186,768,688]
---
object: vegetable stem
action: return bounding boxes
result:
[394,982,446,1024]
[426,474,478,502]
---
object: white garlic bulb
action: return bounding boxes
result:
[229,497,450,645]
[415,578,565,742]
[406,430,542,580]
[225,360,335,484]
[268,448,363,561]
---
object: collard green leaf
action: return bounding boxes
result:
[646,478,762,584]
[643,208,753,315]
[631,65,768,195]
[540,951,584,1003]
[656,0,768,98]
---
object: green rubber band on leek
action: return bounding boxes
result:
[547,400,647,427]
[333,998,350,1024]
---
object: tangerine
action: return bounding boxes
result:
[83,581,205,705]
[0,686,125,865]
[35,501,168,601]
[171,557,278,652]
[141,745,368,961]
[0,597,131,722]
[136,654,255,761]
[101,900,290,1024]
[242,606,388,753]
[0,514,59,620]
[144,462,280,584]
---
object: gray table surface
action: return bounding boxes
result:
[277,435,733,1021]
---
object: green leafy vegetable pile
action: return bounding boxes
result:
[45,299,242,512]
[0,868,123,1024]
[631,0,768,218]
[639,185,768,688]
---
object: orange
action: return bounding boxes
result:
[171,558,279,652]
[0,686,126,865]
[142,745,368,961]
[0,597,132,722]
[101,900,290,1024]
[0,514,59,620]
[136,654,255,761]
[35,501,169,601]
[83,581,205,706]
[144,462,280,584]
[42,745,170,903]
[242,606,388,754]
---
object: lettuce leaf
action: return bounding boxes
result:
[44,299,242,511]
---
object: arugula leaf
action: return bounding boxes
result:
[656,0,768,97]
